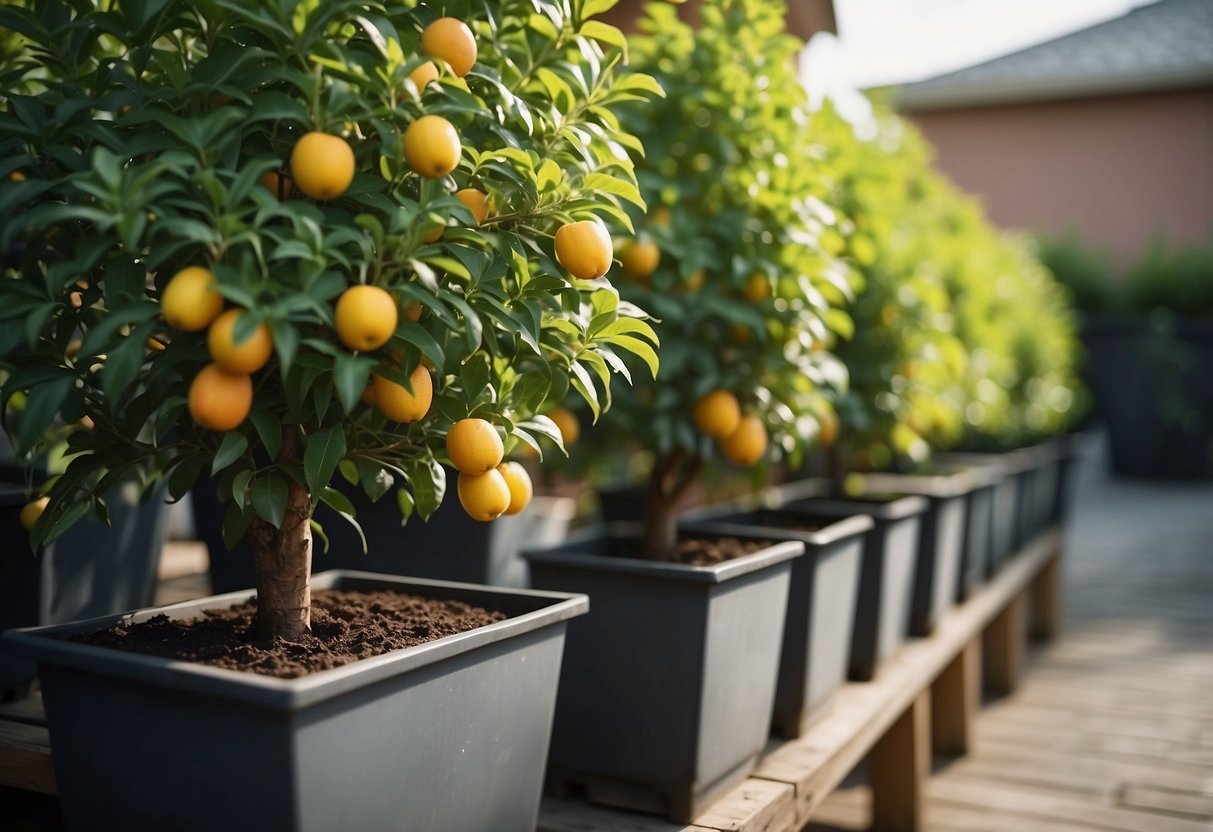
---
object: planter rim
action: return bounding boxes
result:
[679,509,873,547]
[3,569,588,711]
[778,493,929,522]
[522,522,804,583]
[936,448,1038,476]
[853,466,991,498]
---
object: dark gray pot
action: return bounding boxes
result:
[847,468,980,636]
[3,570,587,832]
[767,490,926,682]
[1051,432,1087,526]
[0,473,170,697]
[681,510,871,738]
[955,469,998,601]
[938,452,1028,575]
[524,526,801,822]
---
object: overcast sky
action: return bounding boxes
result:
[807,0,1152,90]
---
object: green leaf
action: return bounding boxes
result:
[251,473,289,529]
[249,409,282,460]
[211,431,248,475]
[303,427,346,498]
[319,487,366,555]
[333,352,374,414]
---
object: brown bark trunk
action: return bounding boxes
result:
[250,429,314,641]
[641,449,703,561]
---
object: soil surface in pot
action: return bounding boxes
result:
[609,535,770,566]
[69,590,505,678]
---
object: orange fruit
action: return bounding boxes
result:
[9,170,26,183]
[651,206,671,226]
[19,496,48,532]
[404,115,461,179]
[743,272,771,302]
[684,269,706,292]
[457,469,511,521]
[548,407,580,446]
[404,302,423,322]
[554,220,612,280]
[189,364,253,431]
[290,132,355,200]
[446,418,504,474]
[207,309,273,374]
[620,240,660,280]
[373,365,432,423]
[408,60,439,92]
[259,169,295,199]
[720,415,768,466]
[455,188,490,224]
[421,17,477,77]
[162,266,223,332]
[335,285,398,351]
[693,390,741,439]
[497,462,533,515]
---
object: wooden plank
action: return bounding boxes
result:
[1029,549,1062,641]
[929,775,1213,832]
[538,797,716,832]
[931,638,979,756]
[752,531,1061,826]
[982,591,1026,695]
[691,779,796,832]
[926,802,1116,832]
[0,719,56,795]
[1117,784,1213,820]
[871,690,930,832]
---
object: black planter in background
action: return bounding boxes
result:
[1082,316,1213,479]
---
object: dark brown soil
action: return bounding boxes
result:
[669,535,772,566]
[69,589,506,679]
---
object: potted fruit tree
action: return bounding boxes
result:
[525,0,852,818]
[0,0,659,828]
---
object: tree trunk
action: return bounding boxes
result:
[643,486,679,561]
[250,430,314,641]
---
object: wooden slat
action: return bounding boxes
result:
[930,639,979,756]
[1028,551,1062,641]
[0,719,55,796]
[871,690,930,832]
[538,797,717,832]
[692,779,796,832]
[982,591,1026,695]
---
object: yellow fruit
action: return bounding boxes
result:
[455,188,490,224]
[720,415,768,466]
[497,462,533,515]
[188,364,253,431]
[457,469,511,521]
[693,390,741,439]
[290,132,355,201]
[162,266,223,332]
[684,269,706,292]
[817,408,839,448]
[404,115,461,179]
[335,285,398,351]
[404,302,423,322]
[259,169,295,199]
[408,60,439,92]
[446,418,504,474]
[9,170,26,183]
[554,220,612,280]
[360,383,377,406]
[20,496,48,532]
[373,365,432,423]
[743,272,771,303]
[620,240,660,280]
[651,206,671,227]
[421,17,478,77]
[207,309,273,374]
[548,407,580,446]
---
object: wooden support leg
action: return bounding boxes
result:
[931,638,980,756]
[871,689,930,832]
[1030,548,1062,642]
[984,592,1027,696]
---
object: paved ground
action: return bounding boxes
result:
[808,434,1213,831]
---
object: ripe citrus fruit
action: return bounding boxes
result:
[743,272,771,302]
[207,309,273,374]
[555,220,612,280]
[19,496,48,532]
[404,115,461,179]
[260,169,295,199]
[456,188,490,224]
[162,266,223,332]
[620,240,660,280]
[693,390,741,438]
[189,363,253,431]
[408,60,439,92]
[446,418,504,474]
[335,285,398,351]
[457,469,511,521]
[548,407,580,446]
[373,365,432,423]
[404,302,423,322]
[651,206,671,226]
[421,17,477,77]
[497,462,533,515]
[720,415,768,466]
[684,269,706,292]
[290,132,355,200]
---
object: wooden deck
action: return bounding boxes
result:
[806,451,1213,832]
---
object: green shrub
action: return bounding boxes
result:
[1126,238,1213,318]
[1035,233,1117,315]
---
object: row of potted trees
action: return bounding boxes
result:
[0,0,1083,829]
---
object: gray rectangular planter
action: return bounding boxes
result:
[681,510,871,738]
[0,474,170,697]
[956,471,996,601]
[768,490,926,682]
[524,526,801,822]
[848,469,978,636]
[3,570,587,832]
[939,452,1028,575]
